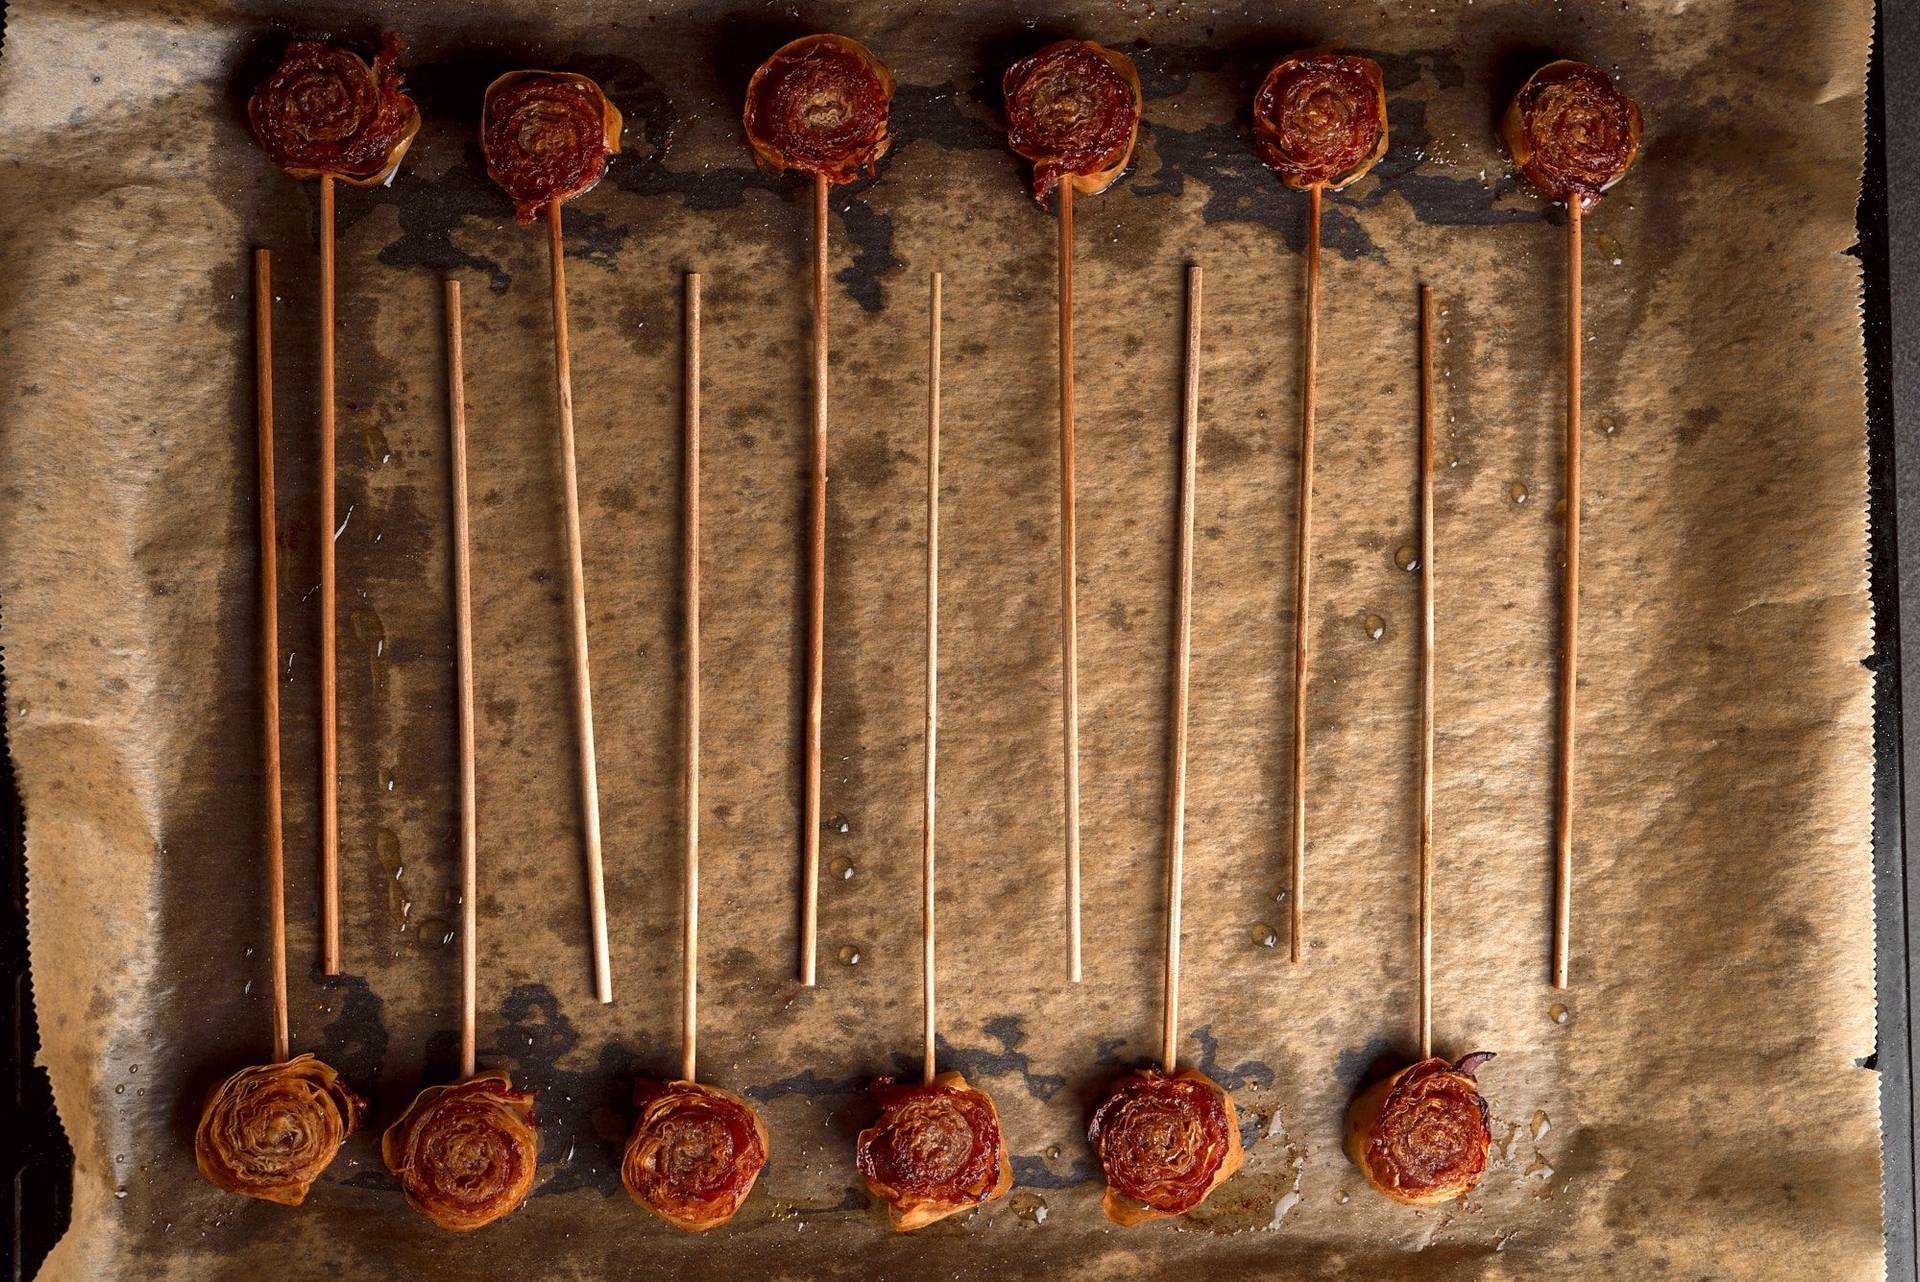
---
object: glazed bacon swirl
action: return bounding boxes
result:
[481,71,624,223]
[1003,40,1142,204]
[1345,1053,1494,1205]
[854,1072,1013,1231]
[248,35,420,186]
[620,1080,769,1232]
[382,1070,538,1231]
[1253,52,1389,191]
[195,1054,363,1206]
[1501,61,1643,212]
[743,34,895,184]
[1088,1067,1244,1226]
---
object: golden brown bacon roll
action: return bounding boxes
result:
[1088,1066,1244,1226]
[481,71,624,223]
[743,34,895,183]
[382,1070,538,1231]
[195,1054,362,1206]
[248,34,420,186]
[854,1071,1013,1231]
[1002,40,1143,204]
[1252,51,1389,191]
[620,1080,769,1232]
[1500,61,1643,212]
[1345,1053,1494,1205]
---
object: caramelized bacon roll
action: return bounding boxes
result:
[743,34,895,183]
[248,34,420,186]
[382,1070,538,1231]
[1501,61,1643,212]
[481,71,624,223]
[1088,1066,1244,1226]
[621,1080,769,1232]
[195,1054,363,1206]
[1253,51,1388,191]
[1002,40,1142,204]
[854,1071,1013,1231]
[1345,1053,1494,1205]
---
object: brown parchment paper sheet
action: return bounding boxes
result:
[0,0,1881,1277]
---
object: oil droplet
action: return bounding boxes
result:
[1334,1188,1351,1205]
[1249,923,1280,949]
[1596,231,1624,265]
[1524,1152,1554,1180]
[1509,481,1529,505]
[1553,497,1568,516]
[1044,1144,1061,1160]
[828,856,855,882]
[364,424,393,466]
[1363,613,1386,641]
[837,944,862,966]
[1601,416,1620,437]
[826,814,851,834]
[128,1065,139,1074]
[1394,543,1420,572]
[1529,1110,1552,1141]
[115,1084,125,1095]
[114,1189,128,1200]
[384,771,397,792]
[1272,888,1288,905]
[350,606,386,659]
[1550,1002,1571,1025]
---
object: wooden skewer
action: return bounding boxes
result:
[318,174,340,976]
[544,198,613,1005]
[1288,182,1322,965]
[1161,265,1202,1074]
[1058,182,1083,985]
[682,272,703,1082]
[1416,284,1435,1062]
[923,272,942,1088]
[254,249,290,1065]
[800,173,829,987]
[446,279,479,1080]
[1552,203,1582,990]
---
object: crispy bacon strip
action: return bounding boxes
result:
[481,71,624,223]
[248,34,420,186]
[382,1070,538,1231]
[1002,40,1142,204]
[195,1054,362,1206]
[743,34,895,183]
[621,1080,769,1232]
[1252,51,1388,191]
[1088,1066,1244,1226]
[1501,61,1643,212]
[854,1071,1013,1231]
[1345,1053,1495,1205]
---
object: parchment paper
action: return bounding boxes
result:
[0,1,1881,1278]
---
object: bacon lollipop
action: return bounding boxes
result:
[383,1071,539,1231]
[248,37,419,974]
[1346,1054,1495,1205]
[743,35,894,986]
[1502,63,1642,989]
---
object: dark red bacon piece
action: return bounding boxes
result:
[620,1079,769,1232]
[248,34,419,186]
[195,1054,362,1206]
[854,1071,1013,1231]
[1501,60,1643,212]
[1345,1053,1495,1205]
[1252,51,1388,191]
[1088,1066,1244,1226]
[481,71,624,223]
[382,1070,538,1232]
[743,34,895,184]
[1002,40,1142,204]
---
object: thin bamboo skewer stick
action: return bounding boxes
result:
[1058,182,1083,985]
[255,249,290,1065]
[800,173,829,987]
[923,272,942,1088]
[1288,181,1322,965]
[1553,203,1583,991]
[544,198,613,1005]
[1161,264,1202,1074]
[446,278,479,1081]
[1417,284,1435,1062]
[682,272,703,1083]
[318,174,340,976]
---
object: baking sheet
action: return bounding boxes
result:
[0,0,1881,1278]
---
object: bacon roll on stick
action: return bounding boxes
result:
[620,276,771,1232]
[480,72,620,1003]
[248,36,418,975]
[379,281,539,1233]
[1088,268,1243,1227]
[742,34,894,987]
[1001,40,1142,983]
[196,251,363,1207]
[1501,62,1642,989]
[1250,50,1388,966]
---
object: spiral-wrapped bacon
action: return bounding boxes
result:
[481,71,624,223]
[743,34,895,183]
[1500,61,1643,212]
[195,1054,363,1206]
[1088,1067,1244,1226]
[248,35,420,186]
[1252,51,1388,191]
[620,1080,769,1232]
[1002,40,1143,204]
[854,1071,1013,1231]
[1345,1053,1494,1205]
[382,1070,539,1231]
